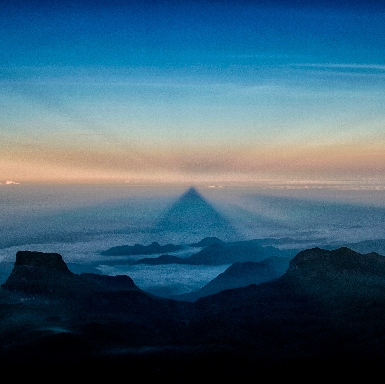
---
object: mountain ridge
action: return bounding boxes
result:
[2,246,385,375]
[171,256,292,301]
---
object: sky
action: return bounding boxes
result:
[1,0,385,185]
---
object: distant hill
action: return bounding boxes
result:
[101,235,303,263]
[133,242,293,266]
[189,236,225,247]
[189,236,310,249]
[324,239,385,256]
[131,254,183,265]
[100,241,183,256]
[172,256,292,301]
[182,242,294,265]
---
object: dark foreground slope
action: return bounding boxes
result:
[2,248,385,378]
[191,247,385,369]
[0,251,194,373]
[172,256,291,301]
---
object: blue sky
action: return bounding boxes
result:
[1,0,385,184]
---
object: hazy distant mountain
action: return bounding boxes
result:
[182,242,294,265]
[324,239,385,256]
[189,236,225,247]
[100,241,183,256]
[228,237,308,248]
[101,235,302,264]
[151,187,240,242]
[67,263,103,275]
[131,254,183,265]
[172,256,292,301]
[132,242,293,266]
[190,235,303,252]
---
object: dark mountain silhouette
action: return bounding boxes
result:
[281,246,385,300]
[1,251,98,296]
[2,247,385,376]
[196,247,385,314]
[151,187,240,242]
[189,247,385,372]
[287,246,385,277]
[0,250,194,372]
[1,250,148,297]
[171,256,292,301]
[100,241,183,256]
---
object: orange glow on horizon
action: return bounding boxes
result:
[2,138,385,184]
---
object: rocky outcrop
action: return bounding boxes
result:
[285,246,385,280]
[13,251,71,271]
[281,247,385,300]
[1,250,99,296]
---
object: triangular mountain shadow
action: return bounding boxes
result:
[149,187,240,243]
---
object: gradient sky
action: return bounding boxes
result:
[1,0,385,184]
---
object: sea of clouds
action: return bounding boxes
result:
[1,184,384,295]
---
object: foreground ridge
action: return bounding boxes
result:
[1,247,385,376]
